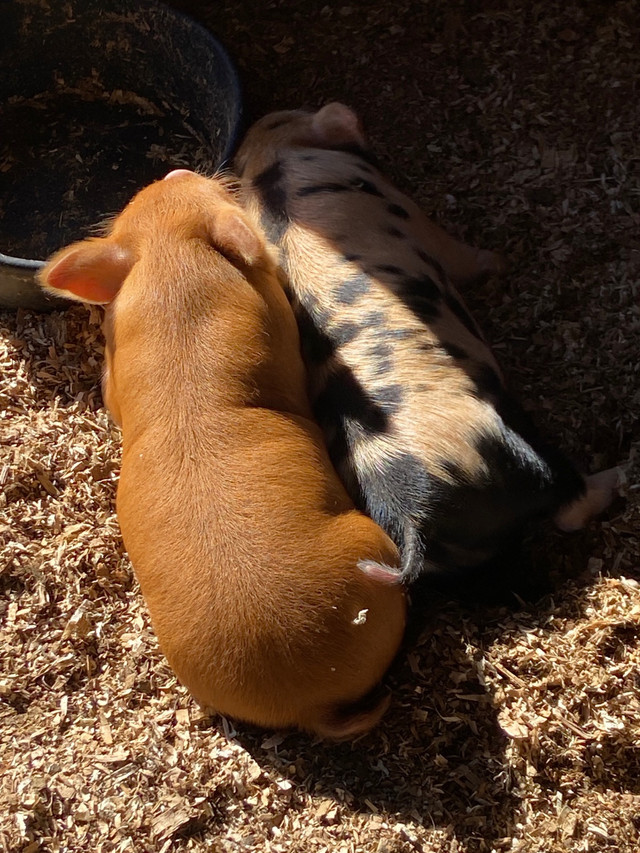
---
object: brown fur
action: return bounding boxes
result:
[38,170,406,738]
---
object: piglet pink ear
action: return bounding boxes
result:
[208,208,263,266]
[38,239,133,304]
[311,102,366,147]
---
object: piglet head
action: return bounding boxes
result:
[151,169,264,267]
[235,102,368,179]
[39,170,265,306]
[39,170,263,308]
[38,171,266,425]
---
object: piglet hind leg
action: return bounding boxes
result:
[474,247,508,282]
[416,217,506,285]
[554,466,626,533]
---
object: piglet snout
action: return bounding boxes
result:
[164,169,195,181]
[555,466,625,532]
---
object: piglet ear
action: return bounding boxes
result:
[311,102,366,147]
[208,208,263,266]
[38,239,133,304]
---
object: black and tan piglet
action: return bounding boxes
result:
[235,103,622,586]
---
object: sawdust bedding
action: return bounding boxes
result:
[1,0,639,851]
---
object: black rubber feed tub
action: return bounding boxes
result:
[0,0,242,311]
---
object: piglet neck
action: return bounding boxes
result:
[109,242,310,443]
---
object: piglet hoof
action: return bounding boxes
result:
[555,466,626,533]
[476,248,507,280]
[358,559,403,585]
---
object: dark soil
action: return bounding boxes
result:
[0,0,239,264]
[0,90,218,261]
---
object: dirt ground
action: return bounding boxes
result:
[1,1,639,851]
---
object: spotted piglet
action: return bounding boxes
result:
[234,103,622,588]
[38,169,406,739]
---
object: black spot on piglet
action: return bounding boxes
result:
[387,203,410,219]
[362,311,386,326]
[352,451,437,580]
[439,341,469,361]
[376,264,405,277]
[313,366,391,474]
[368,341,393,362]
[373,384,404,414]
[334,273,371,305]
[298,183,352,196]
[471,363,504,403]
[253,161,289,242]
[393,276,442,323]
[253,161,286,211]
[315,367,389,438]
[349,178,384,197]
[331,322,361,347]
[295,302,336,365]
[415,248,447,282]
[402,274,442,301]
[444,293,484,340]
[329,142,380,169]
